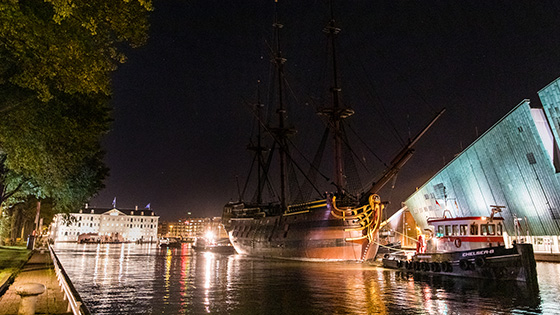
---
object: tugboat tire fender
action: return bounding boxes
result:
[459,259,470,270]
[475,257,486,268]
[404,261,410,269]
[430,262,441,272]
[443,261,453,272]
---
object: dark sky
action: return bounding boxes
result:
[90,0,560,220]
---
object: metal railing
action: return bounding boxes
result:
[48,245,91,315]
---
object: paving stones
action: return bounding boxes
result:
[0,251,71,315]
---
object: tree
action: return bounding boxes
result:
[0,0,152,242]
[0,0,151,102]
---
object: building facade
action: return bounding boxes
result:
[405,78,560,255]
[158,217,226,240]
[50,206,159,242]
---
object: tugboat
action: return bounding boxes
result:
[382,206,538,285]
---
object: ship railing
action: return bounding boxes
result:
[285,199,326,214]
[331,194,383,242]
[48,245,91,315]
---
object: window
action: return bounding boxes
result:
[497,223,503,235]
[445,225,452,236]
[452,225,459,236]
[470,224,478,235]
[527,152,537,165]
[460,225,468,236]
[481,224,496,235]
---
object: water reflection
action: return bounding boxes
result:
[53,243,559,314]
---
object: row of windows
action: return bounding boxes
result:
[75,223,155,229]
[436,223,503,237]
[62,231,155,236]
[76,216,155,223]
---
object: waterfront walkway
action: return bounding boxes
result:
[0,250,71,315]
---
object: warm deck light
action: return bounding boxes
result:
[205,231,215,241]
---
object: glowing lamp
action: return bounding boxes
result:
[205,231,215,241]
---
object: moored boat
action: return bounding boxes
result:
[193,237,236,255]
[159,237,181,248]
[222,2,444,262]
[382,206,538,285]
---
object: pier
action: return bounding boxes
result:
[0,246,89,315]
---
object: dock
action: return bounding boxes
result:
[0,247,89,315]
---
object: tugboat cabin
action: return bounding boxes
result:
[425,215,505,253]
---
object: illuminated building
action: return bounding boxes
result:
[158,217,226,240]
[50,205,159,242]
[159,217,211,239]
[405,77,560,258]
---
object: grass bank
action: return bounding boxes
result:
[0,246,31,288]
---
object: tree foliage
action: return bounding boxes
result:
[0,0,151,101]
[0,0,151,232]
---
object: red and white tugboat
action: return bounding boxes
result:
[382,206,538,285]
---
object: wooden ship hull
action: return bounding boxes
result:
[224,196,382,261]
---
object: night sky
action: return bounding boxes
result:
[90,0,560,220]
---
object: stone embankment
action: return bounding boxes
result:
[0,247,89,315]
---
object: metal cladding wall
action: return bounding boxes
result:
[405,78,560,237]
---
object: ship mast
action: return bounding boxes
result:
[272,2,293,209]
[320,0,354,195]
[246,81,267,204]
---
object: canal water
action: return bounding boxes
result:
[53,243,560,314]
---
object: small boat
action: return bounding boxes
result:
[77,233,100,244]
[159,237,181,248]
[193,237,236,255]
[382,206,538,285]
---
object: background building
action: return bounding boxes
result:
[158,217,227,240]
[159,217,210,240]
[405,78,560,257]
[50,205,159,243]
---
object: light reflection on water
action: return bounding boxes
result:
[53,243,560,314]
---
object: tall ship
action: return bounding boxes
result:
[222,2,443,262]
